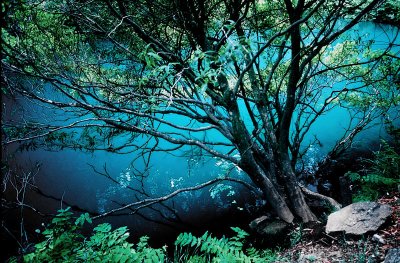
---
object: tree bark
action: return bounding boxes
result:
[300,185,342,211]
[280,156,318,222]
[220,72,295,223]
[240,155,295,223]
[230,109,295,223]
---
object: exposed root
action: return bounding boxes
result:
[299,185,342,211]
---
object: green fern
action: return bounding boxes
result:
[13,209,282,262]
[367,141,399,179]
[362,173,398,185]
[174,227,281,262]
[346,141,400,201]
[175,230,229,255]
[20,208,166,263]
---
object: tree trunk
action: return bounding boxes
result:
[221,69,315,223]
[272,1,318,223]
[280,156,318,222]
[240,154,295,223]
[225,88,295,223]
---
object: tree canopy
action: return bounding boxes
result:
[2,0,400,223]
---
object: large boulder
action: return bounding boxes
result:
[326,202,392,235]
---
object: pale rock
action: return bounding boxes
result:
[372,234,385,244]
[325,202,392,235]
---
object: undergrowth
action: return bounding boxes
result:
[346,141,399,202]
[174,227,282,262]
[10,207,166,263]
[9,208,283,262]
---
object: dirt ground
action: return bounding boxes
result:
[276,192,399,263]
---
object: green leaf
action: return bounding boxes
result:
[190,236,198,247]
[94,223,112,233]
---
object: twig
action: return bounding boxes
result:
[324,232,338,241]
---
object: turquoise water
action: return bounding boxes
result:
[3,22,399,238]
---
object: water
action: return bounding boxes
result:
[2,21,399,247]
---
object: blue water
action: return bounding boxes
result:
[3,21,400,237]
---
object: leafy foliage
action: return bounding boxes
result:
[10,208,280,262]
[346,141,399,201]
[174,227,282,262]
[17,208,165,263]
[289,225,303,247]
[373,0,400,25]
[3,0,399,224]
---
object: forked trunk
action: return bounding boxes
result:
[225,75,316,223]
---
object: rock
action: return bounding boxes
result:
[249,215,270,230]
[325,202,392,235]
[261,220,289,235]
[384,248,400,263]
[372,234,385,244]
[249,215,289,236]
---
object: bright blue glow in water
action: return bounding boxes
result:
[5,22,400,235]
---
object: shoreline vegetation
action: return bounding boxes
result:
[8,140,399,262]
[8,191,399,262]
[2,0,399,262]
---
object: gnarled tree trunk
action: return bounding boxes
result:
[224,72,317,223]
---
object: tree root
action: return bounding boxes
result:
[299,185,342,211]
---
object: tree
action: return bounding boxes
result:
[1,0,399,223]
